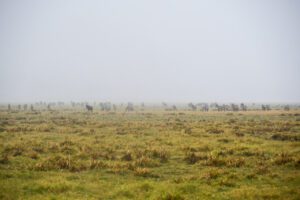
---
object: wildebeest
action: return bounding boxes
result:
[113,104,117,112]
[240,103,247,111]
[188,103,197,111]
[86,105,93,112]
[262,104,271,111]
[125,102,134,112]
[99,102,112,111]
[165,105,177,111]
[216,104,226,111]
[202,104,209,112]
[230,104,239,111]
[284,105,290,111]
[172,105,177,111]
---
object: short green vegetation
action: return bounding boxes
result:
[0,110,299,199]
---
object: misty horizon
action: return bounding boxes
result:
[1,0,300,103]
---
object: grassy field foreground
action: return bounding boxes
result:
[0,110,300,199]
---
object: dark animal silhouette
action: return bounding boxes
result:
[262,104,271,111]
[230,104,239,111]
[188,103,197,111]
[86,105,93,112]
[125,102,134,112]
[240,103,247,111]
[284,105,290,111]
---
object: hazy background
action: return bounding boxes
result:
[0,0,299,103]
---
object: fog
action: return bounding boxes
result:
[0,0,299,103]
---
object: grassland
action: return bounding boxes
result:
[0,109,300,199]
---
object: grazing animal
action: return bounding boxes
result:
[188,103,197,111]
[262,104,271,111]
[125,102,134,112]
[202,104,209,112]
[172,105,177,111]
[231,104,239,111]
[284,105,290,111]
[86,105,93,112]
[99,102,112,111]
[217,104,225,111]
[240,103,247,111]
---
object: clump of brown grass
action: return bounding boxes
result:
[3,145,26,157]
[184,152,199,164]
[121,150,133,161]
[182,127,192,134]
[202,169,223,180]
[184,149,210,164]
[134,167,151,177]
[116,128,127,135]
[0,153,9,164]
[255,164,269,175]
[273,152,294,165]
[159,193,185,200]
[150,148,169,162]
[134,156,159,167]
[35,155,86,172]
[206,128,224,134]
[225,157,245,167]
[26,151,39,159]
[204,154,226,167]
[89,159,107,169]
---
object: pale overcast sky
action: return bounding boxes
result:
[0,0,299,103]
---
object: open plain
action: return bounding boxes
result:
[0,108,299,199]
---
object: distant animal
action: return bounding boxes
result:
[230,104,239,111]
[262,104,271,111]
[284,105,290,111]
[86,105,93,112]
[99,102,112,111]
[240,103,247,111]
[202,104,209,112]
[125,103,134,112]
[172,105,177,111]
[188,103,197,111]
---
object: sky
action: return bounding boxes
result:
[0,0,299,103]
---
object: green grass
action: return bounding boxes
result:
[0,109,300,199]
